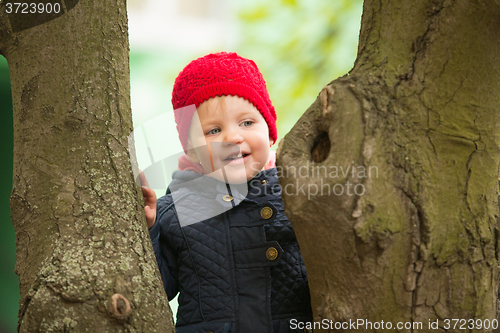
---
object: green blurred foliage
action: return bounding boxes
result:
[235,0,364,142]
[0,55,18,333]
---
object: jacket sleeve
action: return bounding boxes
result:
[149,195,179,301]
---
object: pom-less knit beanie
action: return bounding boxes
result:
[172,52,277,153]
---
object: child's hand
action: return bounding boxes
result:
[139,169,157,229]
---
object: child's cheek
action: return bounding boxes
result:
[194,146,210,165]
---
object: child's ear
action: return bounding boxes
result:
[186,138,200,163]
[269,137,275,147]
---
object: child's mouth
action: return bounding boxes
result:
[224,153,249,161]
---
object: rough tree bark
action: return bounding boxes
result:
[0,0,174,331]
[278,0,500,332]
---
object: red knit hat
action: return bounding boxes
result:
[172,52,277,153]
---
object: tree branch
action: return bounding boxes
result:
[279,0,500,326]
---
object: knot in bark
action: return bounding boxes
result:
[109,293,131,321]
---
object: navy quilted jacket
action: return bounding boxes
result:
[149,168,313,333]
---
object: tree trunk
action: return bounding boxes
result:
[0,1,174,331]
[277,0,500,332]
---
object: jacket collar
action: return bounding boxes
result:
[167,167,278,199]
[167,168,279,227]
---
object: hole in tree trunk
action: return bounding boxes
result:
[311,132,330,163]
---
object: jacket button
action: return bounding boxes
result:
[222,195,233,202]
[266,247,278,260]
[260,179,268,185]
[260,207,273,219]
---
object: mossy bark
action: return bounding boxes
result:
[277,0,500,332]
[0,1,174,332]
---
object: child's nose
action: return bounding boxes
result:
[223,128,244,145]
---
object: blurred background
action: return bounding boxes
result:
[0,0,363,330]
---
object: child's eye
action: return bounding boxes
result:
[241,120,253,127]
[206,128,220,135]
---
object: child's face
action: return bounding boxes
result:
[186,95,273,184]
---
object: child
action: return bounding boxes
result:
[142,52,313,333]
